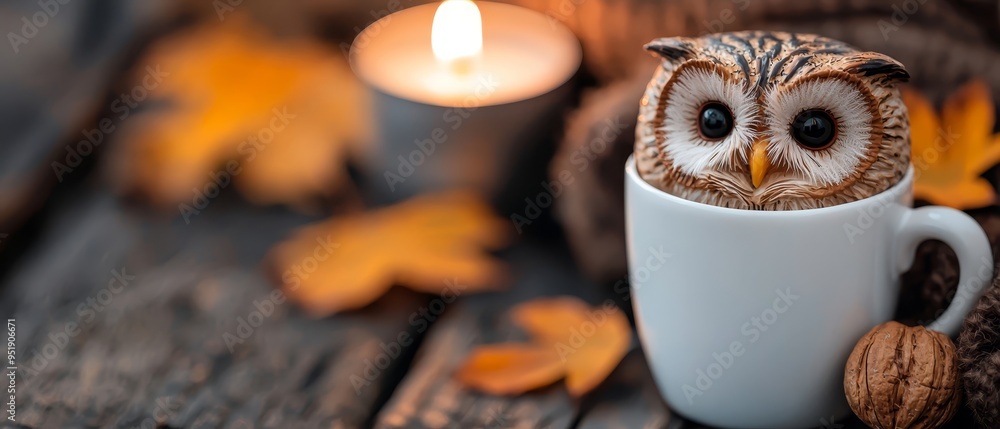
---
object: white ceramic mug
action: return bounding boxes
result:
[625,156,993,428]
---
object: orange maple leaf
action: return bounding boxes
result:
[905,80,1000,209]
[456,297,631,397]
[110,12,370,208]
[268,191,511,316]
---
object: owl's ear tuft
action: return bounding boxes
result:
[843,53,909,83]
[645,38,696,63]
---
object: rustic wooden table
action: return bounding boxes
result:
[2,175,986,429]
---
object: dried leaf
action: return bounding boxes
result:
[269,191,510,316]
[456,297,631,397]
[905,80,1000,209]
[110,12,370,208]
[456,345,565,395]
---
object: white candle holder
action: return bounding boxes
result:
[350,1,582,204]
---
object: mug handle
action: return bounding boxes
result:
[895,206,994,336]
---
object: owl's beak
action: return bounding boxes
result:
[750,139,770,188]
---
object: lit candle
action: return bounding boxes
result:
[430,0,481,76]
[350,1,581,200]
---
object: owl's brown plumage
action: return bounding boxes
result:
[635,31,910,210]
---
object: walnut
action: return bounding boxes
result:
[844,321,961,429]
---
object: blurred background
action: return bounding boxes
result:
[2,0,1000,428]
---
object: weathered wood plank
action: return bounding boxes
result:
[576,348,975,429]
[4,188,991,428]
[575,350,672,429]
[1,185,432,428]
[375,242,604,429]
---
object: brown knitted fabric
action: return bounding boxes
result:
[892,209,1000,428]
[549,70,650,282]
[959,277,1000,428]
[952,211,1000,428]
[897,240,960,325]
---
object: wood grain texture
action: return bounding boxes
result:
[0,179,677,429]
[0,186,427,428]
[575,351,672,429]
[375,242,610,429]
[0,184,990,428]
[3,1,1000,427]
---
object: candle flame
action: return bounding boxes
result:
[431,0,482,68]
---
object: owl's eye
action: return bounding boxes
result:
[698,102,733,140]
[791,110,836,150]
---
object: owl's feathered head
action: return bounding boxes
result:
[635,31,910,210]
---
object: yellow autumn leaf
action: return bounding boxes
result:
[268,190,511,316]
[456,297,631,397]
[905,80,1000,209]
[110,12,370,208]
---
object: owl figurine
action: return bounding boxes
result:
[635,31,910,210]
